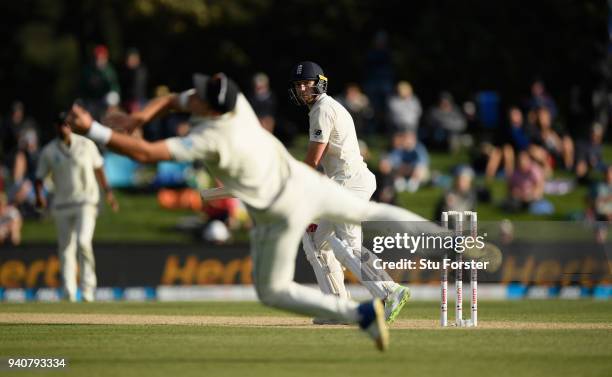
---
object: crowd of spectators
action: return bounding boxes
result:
[353,33,609,222]
[347,70,610,226]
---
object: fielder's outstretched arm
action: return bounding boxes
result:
[132,94,184,127]
[104,94,184,133]
[69,104,172,163]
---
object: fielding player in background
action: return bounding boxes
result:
[289,61,410,324]
[35,112,119,302]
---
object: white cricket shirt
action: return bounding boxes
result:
[36,134,104,209]
[308,93,367,181]
[166,94,290,209]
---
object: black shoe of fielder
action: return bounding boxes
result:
[357,299,389,351]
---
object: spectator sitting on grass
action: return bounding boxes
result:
[587,165,612,243]
[532,107,574,171]
[1,101,38,167]
[338,83,373,134]
[505,151,545,212]
[247,72,277,133]
[484,106,524,180]
[10,128,40,218]
[0,192,22,246]
[587,165,612,222]
[575,123,606,184]
[425,91,467,152]
[435,165,476,220]
[378,131,429,200]
[386,81,422,134]
[527,79,558,120]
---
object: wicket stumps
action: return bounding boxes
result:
[440,211,478,327]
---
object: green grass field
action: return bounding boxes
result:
[1,300,611,377]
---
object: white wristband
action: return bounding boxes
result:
[178,89,196,110]
[86,121,113,145]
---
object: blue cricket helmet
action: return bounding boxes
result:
[288,61,328,106]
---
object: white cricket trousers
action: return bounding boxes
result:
[313,168,399,299]
[52,204,98,302]
[248,160,436,323]
[313,167,377,256]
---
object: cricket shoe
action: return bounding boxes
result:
[384,285,410,324]
[464,241,503,272]
[357,299,389,351]
[312,317,351,325]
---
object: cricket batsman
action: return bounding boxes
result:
[289,61,410,324]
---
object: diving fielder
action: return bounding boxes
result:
[68,73,498,350]
[35,113,118,302]
[289,61,409,323]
